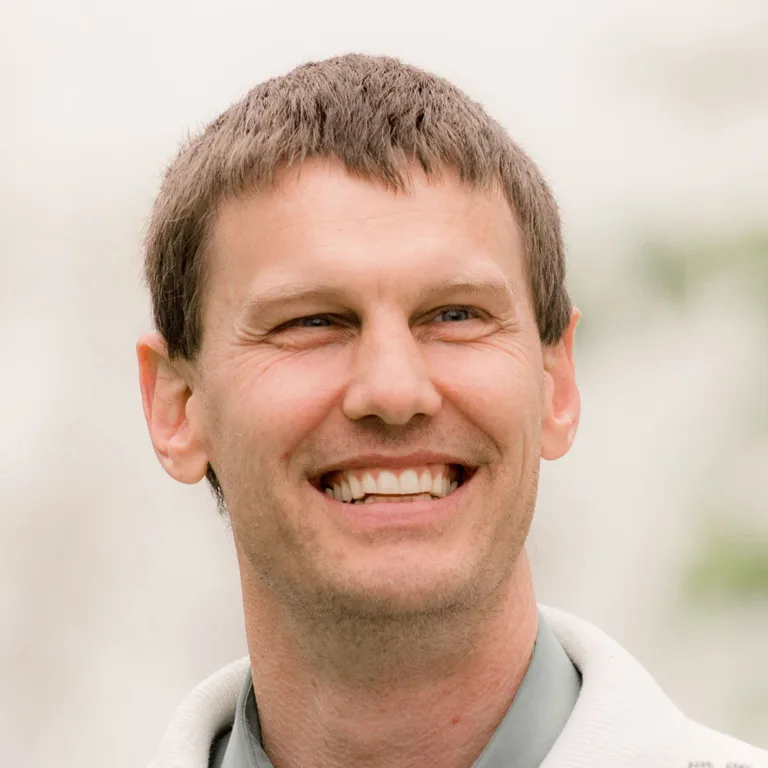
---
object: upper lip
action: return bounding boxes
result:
[310,451,475,484]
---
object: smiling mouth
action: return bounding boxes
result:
[311,463,475,505]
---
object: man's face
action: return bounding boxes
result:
[171,161,577,617]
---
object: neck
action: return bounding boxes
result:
[238,551,539,768]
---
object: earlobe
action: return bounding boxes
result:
[540,309,581,461]
[136,332,210,484]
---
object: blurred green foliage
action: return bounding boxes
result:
[637,228,768,605]
[638,229,768,311]
[684,526,768,604]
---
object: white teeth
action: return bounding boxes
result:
[323,465,464,502]
[376,470,400,494]
[348,475,362,499]
[361,473,377,495]
[398,469,420,494]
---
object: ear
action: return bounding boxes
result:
[540,308,581,461]
[136,332,209,484]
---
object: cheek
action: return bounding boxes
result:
[427,343,543,446]
[208,348,348,459]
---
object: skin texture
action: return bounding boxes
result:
[138,159,580,768]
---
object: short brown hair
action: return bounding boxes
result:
[143,53,572,506]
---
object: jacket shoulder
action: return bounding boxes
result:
[685,720,768,767]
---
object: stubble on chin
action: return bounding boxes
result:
[237,515,532,687]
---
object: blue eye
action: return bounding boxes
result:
[436,307,473,322]
[272,315,338,334]
[296,315,334,327]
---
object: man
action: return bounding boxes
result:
[138,54,766,768]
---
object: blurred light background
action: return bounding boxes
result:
[1,0,766,765]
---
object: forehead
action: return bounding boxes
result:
[205,160,525,307]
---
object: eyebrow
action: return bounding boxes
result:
[240,271,516,321]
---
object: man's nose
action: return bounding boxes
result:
[342,319,442,425]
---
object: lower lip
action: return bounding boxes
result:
[316,478,470,531]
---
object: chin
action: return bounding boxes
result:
[312,557,489,620]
